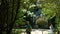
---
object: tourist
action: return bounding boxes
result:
[26,21,32,34]
[49,23,54,34]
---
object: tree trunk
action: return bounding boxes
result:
[6,0,20,34]
[0,0,20,34]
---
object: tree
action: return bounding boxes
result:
[42,2,57,19]
[0,0,20,34]
[42,0,60,34]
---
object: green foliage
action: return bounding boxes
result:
[42,2,57,19]
[36,16,48,25]
[43,0,60,29]
[55,12,60,29]
[15,0,60,29]
[15,0,37,26]
[55,17,60,29]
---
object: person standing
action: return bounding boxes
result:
[26,21,32,34]
[49,23,54,34]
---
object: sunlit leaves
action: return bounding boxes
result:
[42,2,57,19]
[16,0,37,25]
[36,16,48,25]
[43,0,60,29]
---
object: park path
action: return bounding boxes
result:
[21,29,50,34]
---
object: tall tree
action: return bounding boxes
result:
[0,0,20,34]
